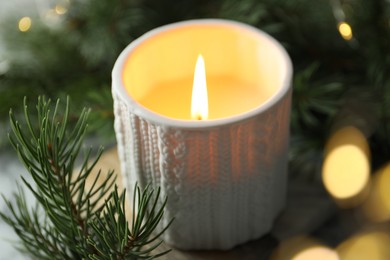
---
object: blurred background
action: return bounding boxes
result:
[1,0,390,259]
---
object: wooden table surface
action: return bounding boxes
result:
[92,147,339,259]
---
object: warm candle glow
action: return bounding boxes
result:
[124,24,282,120]
[191,54,208,120]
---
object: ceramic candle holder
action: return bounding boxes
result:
[112,19,292,250]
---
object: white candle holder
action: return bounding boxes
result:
[112,19,292,250]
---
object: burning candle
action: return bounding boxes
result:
[112,19,292,250]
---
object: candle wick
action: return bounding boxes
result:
[196,115,202,121]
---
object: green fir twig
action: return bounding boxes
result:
[0,97,171,259]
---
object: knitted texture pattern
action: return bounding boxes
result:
[112,89,291,250]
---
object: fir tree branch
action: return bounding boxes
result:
[87,185,172,259]
[0,186,71,259]
[1,97,171,259]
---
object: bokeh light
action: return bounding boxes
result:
[322,127,370,207]
[337,231,390,260]
[361,163,390,222]
[18,17,32,32]
[55,5,67,15]
[338,22,353,40]
[270,236,338,260]
[292,246,339,260]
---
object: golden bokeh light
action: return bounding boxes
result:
[270,236,337,260]
[338,22,353,40]
[292,246,339,260]
[55,4,68,15]
[337,231,390,260]
[361,163,390,222]
[322,127,370,207]
[18,17,32,32]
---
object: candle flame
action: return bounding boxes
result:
[191,54,208,120]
